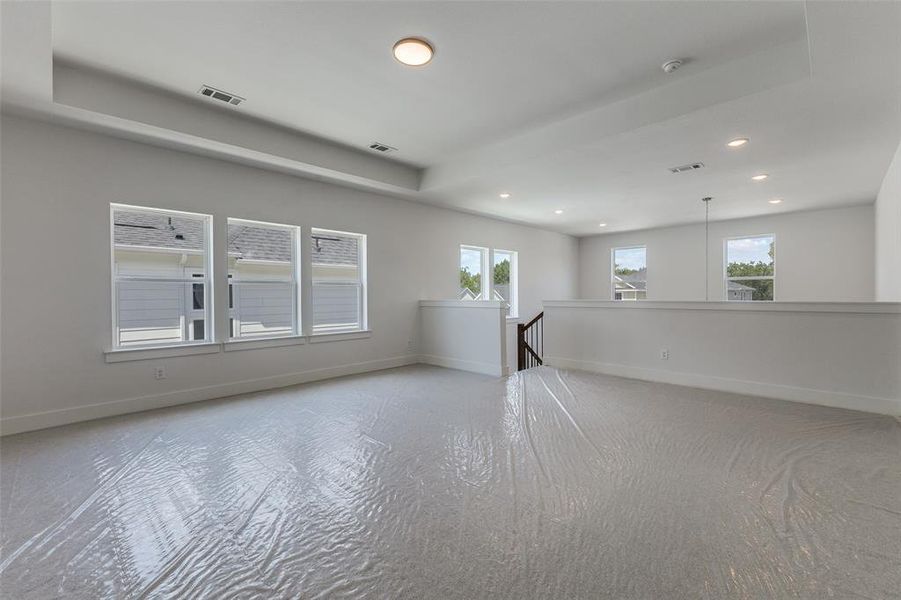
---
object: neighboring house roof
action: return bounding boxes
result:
[228,223,292,262]
[114,211,205,251]
[311,233,359,266]
[114,210,358,265]
[612,270,755,294]
[614,268,647,291]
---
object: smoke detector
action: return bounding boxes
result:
[661,59,683,74]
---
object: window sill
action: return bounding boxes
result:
[105,342,221,363]
[309,330,372,343]
[223,335,306,352]
[104,330,373,360]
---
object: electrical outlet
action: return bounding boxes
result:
[660,349,670,360]
[154,367,166,380]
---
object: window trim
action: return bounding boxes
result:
[110,203,214,351]
[611,245,647,301]
[490,248,518,318]
[310,227,368,335]
[723,233,776,302]
[223,334,307,352]
[459,244,490,301]
[309,329,373,343]
[227,217,302,340]
[104,342,221,363]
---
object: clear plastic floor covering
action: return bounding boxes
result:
[1,365,899,599]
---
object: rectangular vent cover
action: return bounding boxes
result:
[199,85,244,106]
[368,142,397,153]
[669,162,704,174]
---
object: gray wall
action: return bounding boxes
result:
[579,205,875,302]
[544,301,901,415]
[0,115,579,429]
[876,140,901,301]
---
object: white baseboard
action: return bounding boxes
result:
[545,356,901,416]
[14,353,889,436]
[1,355,420,436]
[418,354,505,377]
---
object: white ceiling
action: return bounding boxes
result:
[45,1,901,235]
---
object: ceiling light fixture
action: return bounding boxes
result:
[554,209,564,214]
[598,223,607,227]
[727,138,749,148]
[499,192,511,199]
[702,197,713,301]
[661,59,683,74]
[768,198,783,204]
[393,37,434,66]
[751,174,769,181]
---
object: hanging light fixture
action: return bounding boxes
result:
[702,197,712,301]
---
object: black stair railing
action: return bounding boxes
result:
[517,311,544,371]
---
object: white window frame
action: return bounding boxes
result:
[110,203,214,350]
[723,234,776,302]
[227,218,302,340]
[311,228,368,335]
[490,248,518,318]
[459,245,490,300]
[611,245,647,301]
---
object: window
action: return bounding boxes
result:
[725,235,775,301]
[612,246,647,300]
[228,218,301,338]
[459,245,488,300]
[459,245,518,316]
[111,204,212,348]
[492,249,518,317]
[311,228,367,334]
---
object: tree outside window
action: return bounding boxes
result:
[725,236,775,301]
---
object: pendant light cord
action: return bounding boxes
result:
[703,197,712,302]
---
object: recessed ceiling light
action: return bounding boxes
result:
[598,223,607,227]
[751,174,769,181]
[499,192,511,199]
[554,209,564,214]
[393,38,434,66]
[727,138,749,148]
[768,198,783,204]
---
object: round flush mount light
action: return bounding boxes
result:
[598,223,607,227]
[751,173,769,181]
[768,198,783,204]
[554,209,564,214]
[727,138,749,148]
[499,192,511,199]
[393,38,434,66]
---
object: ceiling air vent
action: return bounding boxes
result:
[669,162,705,174]
[368,142,397,153]
[198,85,244,106]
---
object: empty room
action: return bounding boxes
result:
[1,1,900,598]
